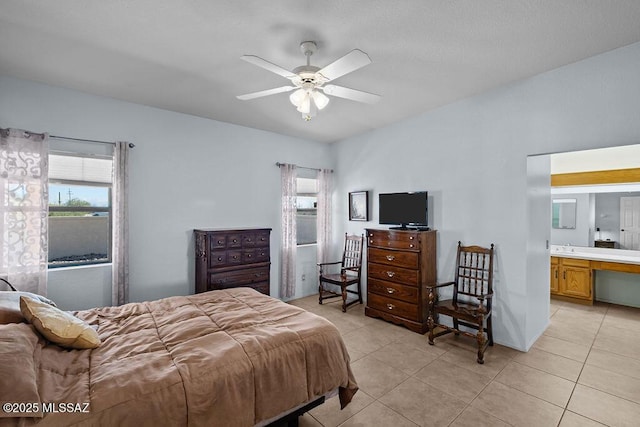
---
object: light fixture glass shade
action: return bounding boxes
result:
[297,93,311,114]
[312,91,329,110]
[289,89,306,107]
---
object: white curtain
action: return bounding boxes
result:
[0,128,49,295]
[280,163,297,298]
[112,141,130,305]
[317,168,333,265]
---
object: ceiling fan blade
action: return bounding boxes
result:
[317,49,372,81]
[322,85,380,104]
[240,55,296,79]
[237,86,296,100]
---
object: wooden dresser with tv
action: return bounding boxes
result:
[194,228,271,295]
[365,228,437,333]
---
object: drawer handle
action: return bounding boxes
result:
[233,255,238,259]
[217,240,224,245]
[409,244,414,248]
[247,254,252,258]
[255,272,265,277]
[386,303,395,310]
[386,255,395,261]
[409,236,414,240]
[370,240,373,244]
[386,271,395,277]
[260,252,265,256]
[217,257,223,261]
[386,287,395,294]
[261,237,265,241]
[233,239,238,243]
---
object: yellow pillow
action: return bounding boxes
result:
[19,296,100,349]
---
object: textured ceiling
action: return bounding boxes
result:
[2,1,640,143]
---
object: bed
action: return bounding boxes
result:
[0,287,358,426]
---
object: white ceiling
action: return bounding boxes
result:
[2,1,640,143]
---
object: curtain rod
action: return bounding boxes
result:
[275,162,333,173]
[51,134,135,148]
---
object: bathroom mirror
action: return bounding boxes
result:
[552,198,577,229]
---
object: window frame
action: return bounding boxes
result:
[48,170,113,269]
[296,177,319,246]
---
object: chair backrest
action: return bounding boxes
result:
[453,241,495,302]
[341,234,364,275]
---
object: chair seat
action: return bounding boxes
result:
[435,299,491,323]
[320,273,360,286]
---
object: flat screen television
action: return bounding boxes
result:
[379,191,429,229]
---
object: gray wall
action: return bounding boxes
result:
[332,41,640,351]
[0,74,333,309]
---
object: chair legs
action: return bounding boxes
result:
[318,279,362,312]
[487,315,494,346]
[428,313,493,364]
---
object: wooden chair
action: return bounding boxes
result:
[427,242,495,364]
[318,234,364,312]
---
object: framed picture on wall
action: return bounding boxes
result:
[349,191,369,221]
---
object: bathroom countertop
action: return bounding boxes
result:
[550,245,640,266]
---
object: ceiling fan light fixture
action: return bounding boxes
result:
[296,93,311,114]
[312,90,329,110]
[289,89,306,107]
[238,40,379,121]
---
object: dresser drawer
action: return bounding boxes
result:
[255,232,270,247]
[248,282,269,295]
[209,250,243,268]
[254,247,269,262]
[367,230,420,250]
[368,278,418,304]
[209,266,269,288]
[368,293,418,321]
[368,262,419,286]
[368,247,419,269]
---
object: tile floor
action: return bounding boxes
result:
[287,295,640,427]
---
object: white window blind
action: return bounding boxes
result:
[297,177,318,194]
[49,154,113,184]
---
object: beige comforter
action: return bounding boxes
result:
[0,288,358,426]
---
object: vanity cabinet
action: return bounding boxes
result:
[550,257,560,294]
[550,256,592,302]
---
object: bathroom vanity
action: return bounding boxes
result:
[550,245,640,305]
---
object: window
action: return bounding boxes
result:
[48,149,114,268]
[296,177,318,245]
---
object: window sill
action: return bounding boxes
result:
[297,243,317,248]
[48,263,112,272]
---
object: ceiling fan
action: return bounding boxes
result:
[237,41,380,121]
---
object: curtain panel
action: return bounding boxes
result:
[112,141,130,305]
[0,128,49,295]
[280,163,297,298]
[317,168,333,266]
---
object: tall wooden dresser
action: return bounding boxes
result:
[194,228,271,295]
[365,228,437,333]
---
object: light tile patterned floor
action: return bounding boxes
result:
[288,295,640,427]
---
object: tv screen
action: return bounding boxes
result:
[379,192,428,228]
